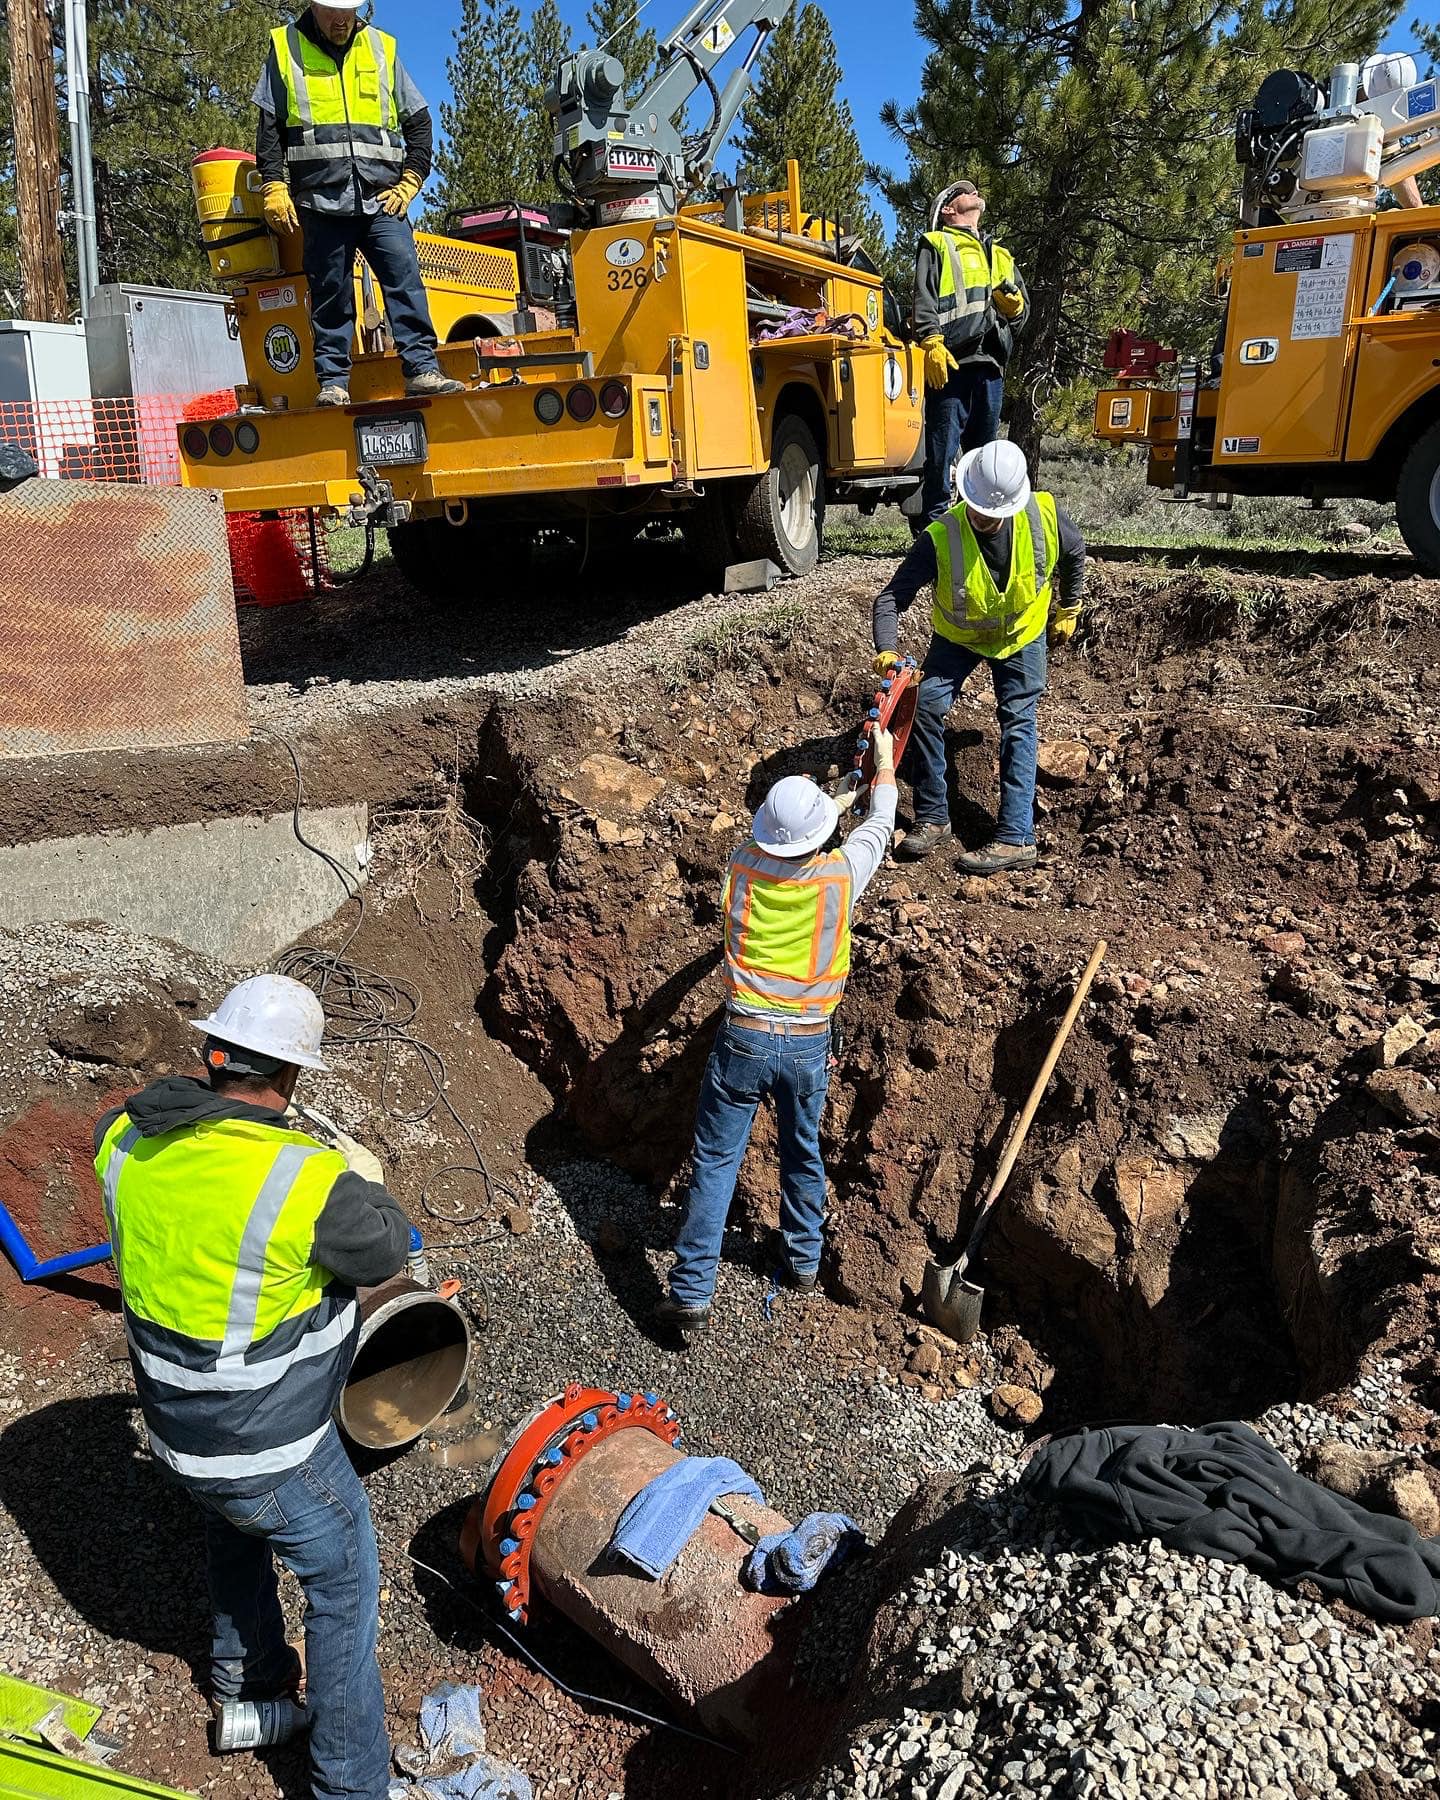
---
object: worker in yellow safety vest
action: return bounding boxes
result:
[659,731,897,1329]
[252,3,463,408]
[93,974,409,1798]
[873,438,1087,875]
[913,179,1028,523]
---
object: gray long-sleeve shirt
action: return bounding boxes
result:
[872,509,1087,653]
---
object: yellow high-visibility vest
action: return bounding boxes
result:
[95,1110,356,1491]
[270,23,406,206]
[923,229,1019,344]
[723,844,853,1021]
[928,491,1059,660]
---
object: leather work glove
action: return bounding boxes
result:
[1049,607,1081,647]
[261,181,299,237]
[873,650,902,679]
[922,334,958,391]
[992,280,1025,320]
[330,1128,385,1186]
[871,725,896,773]
[377,170,424,217]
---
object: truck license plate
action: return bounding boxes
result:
[355,414,427,466]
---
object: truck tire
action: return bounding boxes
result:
[682,491,736,588]
[734,413,825,575]
[387,518,529,599]
[1396,422,1440,574]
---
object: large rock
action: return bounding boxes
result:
[557,753,664,817]
[1035,741,1090,786]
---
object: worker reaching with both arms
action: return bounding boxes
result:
[94,974,408,1799]
[876,437,1088,874]
[253,1,463,409]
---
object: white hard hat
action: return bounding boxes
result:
[192,974,329,1071]
[930,179,981,230]
[1359,52,1417,100]
[957,439,1031,520]
[311,1,366,9]
[751,775,839,858]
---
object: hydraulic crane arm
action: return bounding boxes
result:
[545,0,795,222]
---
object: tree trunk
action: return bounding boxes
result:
[8,0,67,321]
[1005,268,1065,476]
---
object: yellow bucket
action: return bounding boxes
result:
[192,149,282,284]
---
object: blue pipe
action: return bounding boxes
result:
[0,1198,111,1283]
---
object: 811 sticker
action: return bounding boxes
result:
[263,323,302,373]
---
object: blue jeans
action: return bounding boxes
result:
[908,632,1047,844]
[301,208,441,385]
[190,1425,389,1800]
[921,364,1005,521]
[669,1016,832,1307]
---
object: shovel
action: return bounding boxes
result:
[921,939,1107,1344]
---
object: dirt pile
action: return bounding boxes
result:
[473,558,1440,1428]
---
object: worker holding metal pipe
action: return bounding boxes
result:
[92,974,409,1799]
[658,734,898,1329]
[252,2,463,408]
[873,438,1086,874]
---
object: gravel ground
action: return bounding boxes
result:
[799,1489,1439,1799]
[237,543,881,735]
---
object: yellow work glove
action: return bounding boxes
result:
[377,170,424,217]
[873,650,902,679]
[871,726,896,774]
[330,1127,385,1186]
[1048,607,1080,647]
[922,334,958,390]
[261,181,299,236]
[992,280,1025,320]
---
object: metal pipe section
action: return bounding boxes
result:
[470,1389,804,1742]
[63,0,99,312]
[338,1275,470,1450]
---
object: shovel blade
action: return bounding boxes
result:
[921,1259,986,1344]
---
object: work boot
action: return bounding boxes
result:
[405,369,466,397]
[315,384,351,408]
[896,820,952,861]
[780,1263,818,1293]
[655,1294,711,1331]
[957,839,1038,876]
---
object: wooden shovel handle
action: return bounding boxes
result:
[974,938,1107,1222]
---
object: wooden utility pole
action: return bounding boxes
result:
[8,0,69,321]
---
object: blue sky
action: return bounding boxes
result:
[395,0,1440,232]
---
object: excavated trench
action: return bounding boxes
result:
[363,584,1440,1443]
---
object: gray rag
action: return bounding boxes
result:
[387,1682,531,1800]
[609,1455,764,1577]
[741,1511,866,1594]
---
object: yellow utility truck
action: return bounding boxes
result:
[180,0,922,593]
[1094,51,1440,571]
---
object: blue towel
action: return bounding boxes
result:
[741,1512,866,1595]
[388,1682,531,1800]
[610,1455,765,1577]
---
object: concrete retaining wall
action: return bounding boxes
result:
[0,805,367,964]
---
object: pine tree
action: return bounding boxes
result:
[524,0,572,204]
[433,0,534,214]
[583,0,657,98]
[86,0,287,290]
[881,0,1401,462]
[735,5,883,255]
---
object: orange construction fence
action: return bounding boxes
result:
[0,393,326,605]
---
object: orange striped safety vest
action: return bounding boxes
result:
[722,844,853,1021]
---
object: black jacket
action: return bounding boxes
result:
[96,1076,410,1288]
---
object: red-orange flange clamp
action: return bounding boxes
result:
[460,1381,682,1624]
[849,654,920,792]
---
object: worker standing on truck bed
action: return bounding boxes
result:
[915,179,1028,522]
[874,438,1085,874]
[658,732,898,1329]
[93,975,409,1800]
[253,2,464,408]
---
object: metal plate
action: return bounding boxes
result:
[355,413,427,466]
[0,481,247,761]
